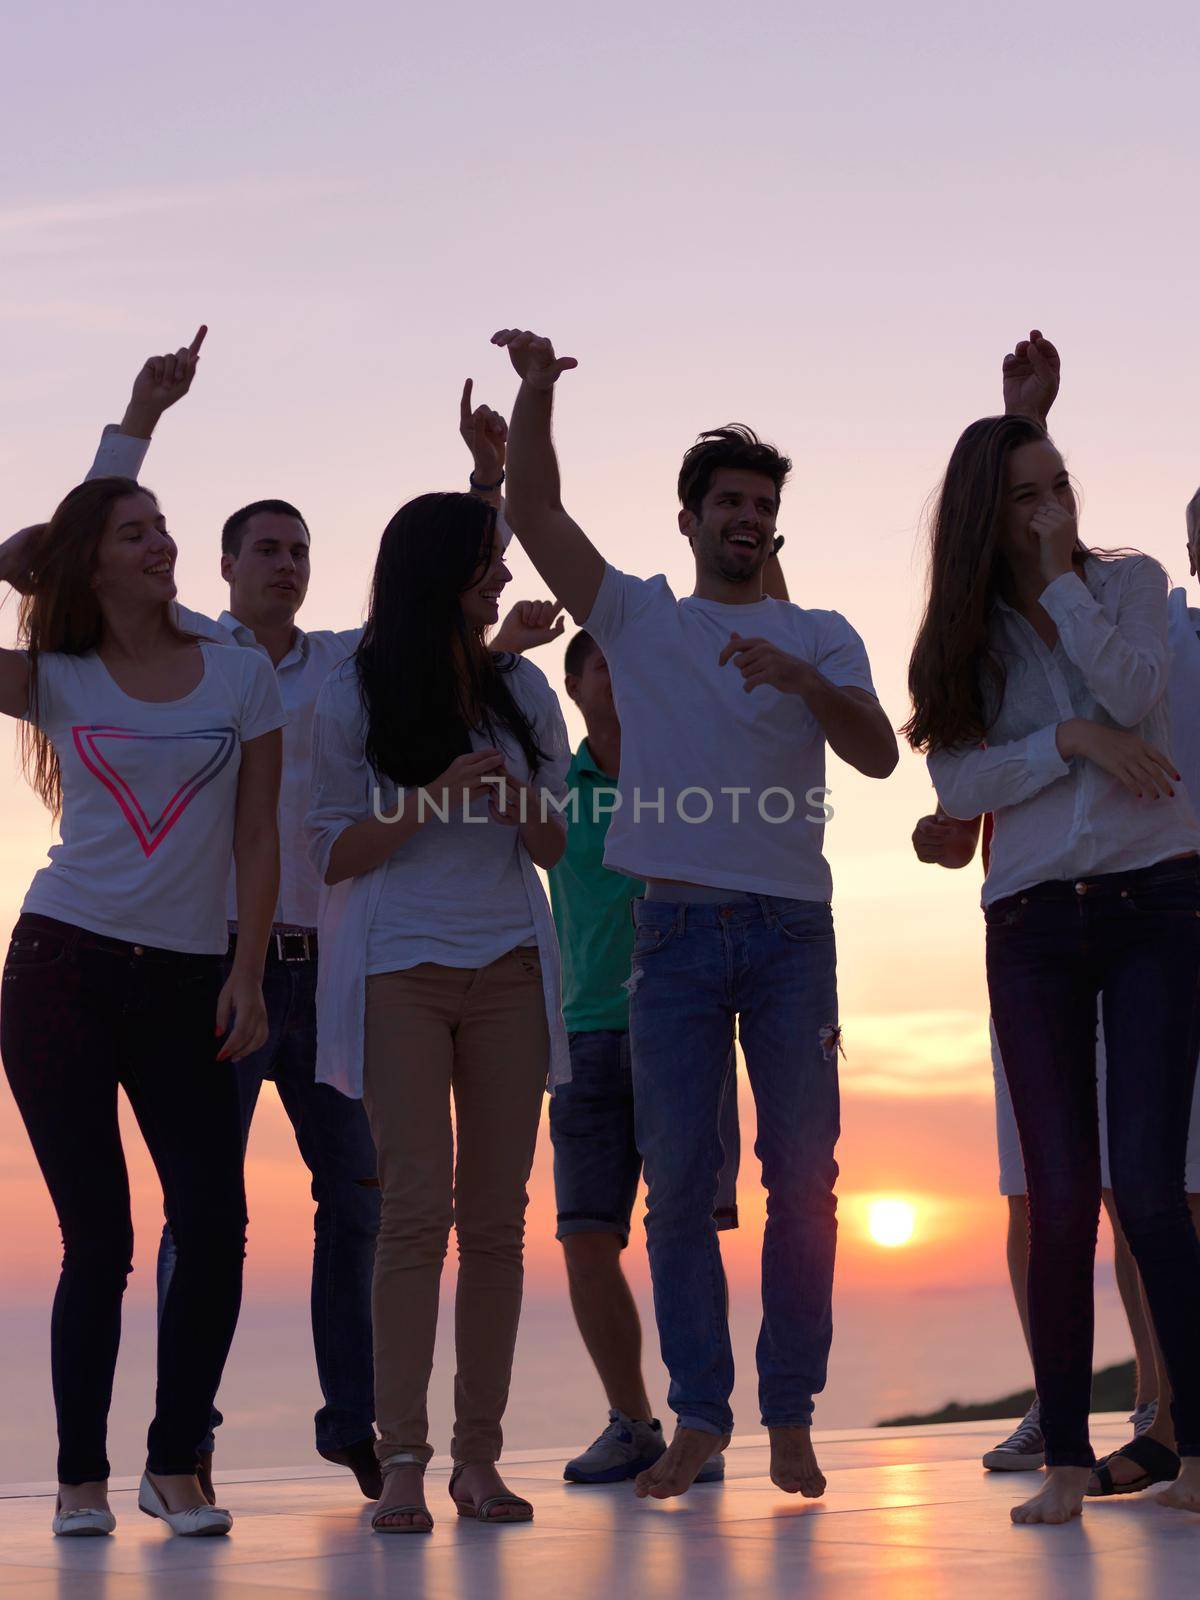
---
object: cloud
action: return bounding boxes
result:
[838,1009,992,1098]
[0,176,357,243]
[0,299,135,330]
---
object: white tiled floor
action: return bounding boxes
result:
[3,1415,1197,1599]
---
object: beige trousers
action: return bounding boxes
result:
[362,948,548,1466]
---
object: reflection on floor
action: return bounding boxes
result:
[2,1415,1196,1599]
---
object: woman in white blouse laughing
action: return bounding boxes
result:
[906,400,1200,1528]
[306,488,570,1535]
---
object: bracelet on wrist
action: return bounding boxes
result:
[469,470,505,492]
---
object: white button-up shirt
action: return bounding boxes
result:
[178,608,360,927]
[928,554,1200,905]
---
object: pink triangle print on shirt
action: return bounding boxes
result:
[72,724,237,859]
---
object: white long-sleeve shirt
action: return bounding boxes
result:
[928,554,1200,905]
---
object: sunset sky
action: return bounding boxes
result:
[2,3,1198,1458]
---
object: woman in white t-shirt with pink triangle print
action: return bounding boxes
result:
[0,334,285,1540]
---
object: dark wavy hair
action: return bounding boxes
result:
[904,416,1090,754]
[355,492,546,787]
[677,425,792,517]
[18,476,187,815]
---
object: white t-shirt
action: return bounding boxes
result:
[306,653,574,1096]
[583,564,878,900]
[21,643,286,953]
[309,655,569,975]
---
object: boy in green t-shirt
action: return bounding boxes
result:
[548,629,739,1484]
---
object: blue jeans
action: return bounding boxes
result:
[628,895,840,1437]
[987,856,1200,1467]
[550,1029,740,1242]
[157,949,380,1455]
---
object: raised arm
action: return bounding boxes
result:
[87,325,207,481]
[1001,328,1060,428]
[491,328,605,623]
[1036,546,1171,727]
[1000,331,1168,724]
[763,537,790,602]
[459,378,508,513]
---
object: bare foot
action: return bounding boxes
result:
[1011,1466,1090,1525]
[450,1462,532,1522]
[1157,1457,1200,1513]
[57,1481,110,1515]
[146,1472,212,1514]
[769,1425,826,1498]
[374,1465,431,1531]
[634,1428,730,1500]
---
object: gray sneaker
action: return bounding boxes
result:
[564,1410,666,1483]
[1130,1399,1158,1438]
[563,1411,727,1485]
[981,1401,1045,1471]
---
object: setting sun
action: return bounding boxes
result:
[868,1198,916,1249]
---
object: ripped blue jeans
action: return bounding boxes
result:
[628,895,841,1437]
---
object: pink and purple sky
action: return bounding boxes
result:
[1,1,1197,1465]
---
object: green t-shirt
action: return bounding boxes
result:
[549,740,644,1032]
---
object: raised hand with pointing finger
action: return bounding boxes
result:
[460,378,508,492]
[718,631,809,695]
[121,325,208,439]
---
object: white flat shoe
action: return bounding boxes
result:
[52,1498,116,1537]
[138,1472,232,1536]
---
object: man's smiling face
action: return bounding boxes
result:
[681,467,779,586]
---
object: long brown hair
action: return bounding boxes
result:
[18,476,163,814]
[904,415,1091,754]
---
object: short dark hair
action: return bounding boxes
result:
[564,629,599,678]
[222,499,310,557]
[677,425,792,518]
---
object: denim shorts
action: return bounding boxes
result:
[550,1027,739,1245]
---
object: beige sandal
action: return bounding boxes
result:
[372,1453,433,1535]
[449,1463,533,1524]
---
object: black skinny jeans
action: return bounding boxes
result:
[987,856,1200,1468]
[1,913,247,1484]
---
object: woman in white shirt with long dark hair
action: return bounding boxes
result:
[0,342,283,1540]
[307,474,570,1534]
[905,348,1200,1527]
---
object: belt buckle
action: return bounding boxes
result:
[278,930,313,963]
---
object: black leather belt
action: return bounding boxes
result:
[229,928,319,963]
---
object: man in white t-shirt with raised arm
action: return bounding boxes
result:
[80,335,544,1505]
[491,327,899,1502]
